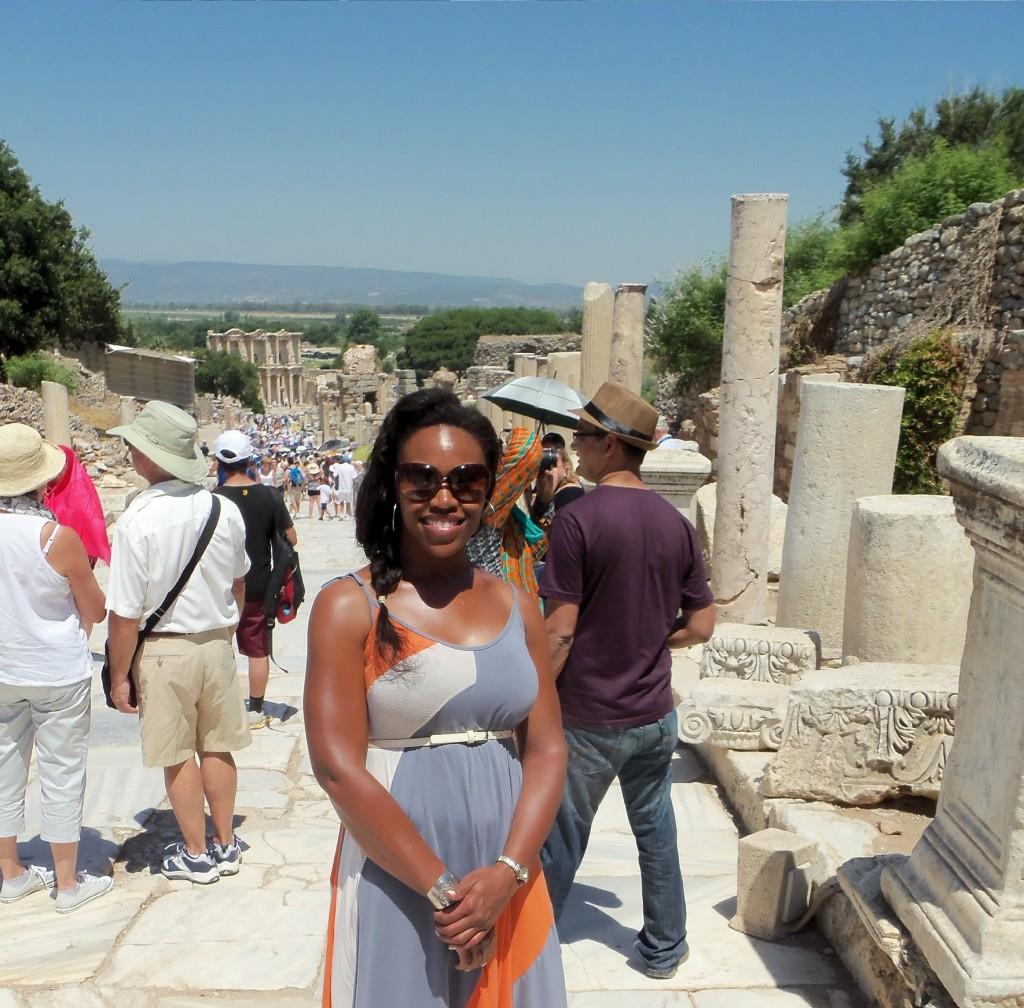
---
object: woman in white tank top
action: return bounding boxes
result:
[0,424,111,914]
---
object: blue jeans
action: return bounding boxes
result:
[541,709,687,972]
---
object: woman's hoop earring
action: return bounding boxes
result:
[391,502,399,534]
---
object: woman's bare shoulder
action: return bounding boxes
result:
[310,571,375,635]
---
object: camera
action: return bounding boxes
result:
[539,447,559,472]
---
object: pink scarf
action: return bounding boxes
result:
[44,446,111,565]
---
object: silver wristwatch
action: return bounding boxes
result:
[495,854,529,885]
[426,870,460,910]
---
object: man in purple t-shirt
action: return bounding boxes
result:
[539,382,716,980]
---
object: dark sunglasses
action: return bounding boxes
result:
[395,462,492,503]
[572,429,607,440]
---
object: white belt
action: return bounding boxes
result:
[369,729,514,750]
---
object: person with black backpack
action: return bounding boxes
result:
[212,431,297,730]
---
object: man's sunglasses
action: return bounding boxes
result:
[395,462,492,503]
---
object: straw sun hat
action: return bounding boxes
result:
[0,424,68,496]
[108,400,208,484]
[571,381,660,452]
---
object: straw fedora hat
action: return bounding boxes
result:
[108,401,208,484]
[572,382,659,451]
[0,424,68,496]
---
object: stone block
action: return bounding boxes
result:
[694,482,787,581]
[678,679,790,751]
[730,828,817,941]
[640,448,711,515]
[761,663,959,806]
[700,622,818,685]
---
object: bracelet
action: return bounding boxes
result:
[426,869,460,910]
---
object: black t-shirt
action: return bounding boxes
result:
[553,484,585,511]
[216,483,294,602]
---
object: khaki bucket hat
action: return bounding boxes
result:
[108,401,208,484]
[572,382,660,451]
[0,424,68,496]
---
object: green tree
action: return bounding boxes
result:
[0,140,123,355]
[195,350,265,412]
[841,87,1024,224]
[399,307,566,379]
[841,140,1020,272]
[345,308,383,346]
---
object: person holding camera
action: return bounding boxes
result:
[530,434,584,528]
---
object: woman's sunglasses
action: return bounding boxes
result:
[396,462,492,503]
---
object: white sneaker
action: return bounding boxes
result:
[54,873,113,914]
[1,864,54,903]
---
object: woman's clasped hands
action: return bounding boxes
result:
[434,864,522,971]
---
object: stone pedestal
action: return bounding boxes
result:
[731,829,817,941]
[776,382,905,658]
[882,437,1024,1007]
[762,663,960,805]
[40,380,71,447]
[580,282,614,399]
[223,403,237,431]
[608,283,647,394]
[639,448,711,515]
[712,194,788,624]
[843,495,975,666]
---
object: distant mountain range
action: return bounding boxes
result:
[101,259,584,311]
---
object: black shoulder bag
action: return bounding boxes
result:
[101,495,222,710]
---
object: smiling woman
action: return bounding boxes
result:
[303,389,568,1008]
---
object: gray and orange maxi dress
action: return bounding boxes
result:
[323,573,567,1007]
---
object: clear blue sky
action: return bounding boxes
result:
[2,1,1018,289]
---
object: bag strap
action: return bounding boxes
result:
[140,495,222,638]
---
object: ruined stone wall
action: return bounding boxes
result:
[965,328,1024,436]
[782,188,1024,358]
[471,334,581,369]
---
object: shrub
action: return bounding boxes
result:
[862,330,969,493]
[5,353,78,393]
[841,140,1020,273]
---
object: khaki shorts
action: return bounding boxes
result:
[135,629,251,768]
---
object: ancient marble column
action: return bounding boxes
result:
[580,282,614,399]
[609,283,647,395]
[41,380,71,447]
[711,194,788,623]
[547,351,582,392]
[223,403,237,430]
[882,437,1024,1008]
[119,397,137,426]
[776,381,905,658]
[842,495,974,666]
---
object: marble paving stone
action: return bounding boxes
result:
[259,825,340,866]
[97,889,329,989]
[237,768,290,792]
[559,875,845,992]
[1,885,146,986]
[569,993,693,1006]
[578,828,737,879]
[19,989,152,1008]
[234,789,290,811]
[0,993,19,1008]
[691,988,857,1008]
[157,995,318,1008]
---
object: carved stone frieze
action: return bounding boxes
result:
[677,680,790,752]
[700,623,819,686]
[761,664,960,806]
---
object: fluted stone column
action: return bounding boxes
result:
[842,495,974,665]
[609,283,647,395]
[882,437,1024,1008]
[41,381,71,447]
[711,194,788,622]
[547,351,582,392]
[776,381,905,657]
[580,282,614,399]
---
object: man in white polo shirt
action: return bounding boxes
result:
[106,402,252,885]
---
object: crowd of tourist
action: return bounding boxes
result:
[0,380,715,1006]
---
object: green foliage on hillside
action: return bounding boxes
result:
[841,86,1024,224]
[5,353,78,393]
[0,140,122,356]
[648,261,727,379]
[863,330,969,494]
[839,141,1019,271]
[399,307,568,378]
[195,351,265,413]
[124,316,212,352]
